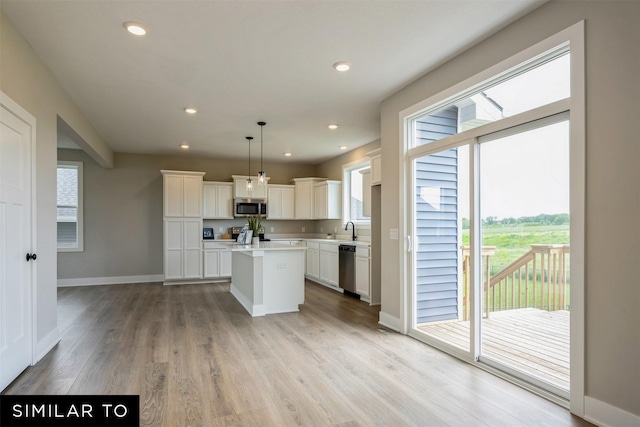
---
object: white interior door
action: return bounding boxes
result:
[0,95,34,391]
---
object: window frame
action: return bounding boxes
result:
[342,158,371,227]
[57,160,84,252]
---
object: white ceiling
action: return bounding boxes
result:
[2,0,544,164]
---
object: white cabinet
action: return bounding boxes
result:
[293,178,323,219]
[232,175,269,199]
[313,180,342,220]
[162,171,205,282]
[319,243,339,287]
[367,148,381,186]
[203,243,232,278]
[360,168,371,218]
[203,182,233,219]
[305,241,320,279]
[164,218,203,280]
[355,246,370,297]
[162,170,204,217]
[267,185,295,219]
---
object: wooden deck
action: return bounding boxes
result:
[418,308,569,390]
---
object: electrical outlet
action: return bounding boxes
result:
[320,227,324,232]
[270,227,275,233]
[218,227,223,233]
[302,226,305,233]
[390,228,399,240]
[334,227,337,234]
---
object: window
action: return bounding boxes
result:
[410,49,570,148]
[343,160,370,224]
[57,161,83,251]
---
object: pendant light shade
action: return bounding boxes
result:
[257,121,267,185]
[245,136,253,193]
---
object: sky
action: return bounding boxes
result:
[420,53,571,220]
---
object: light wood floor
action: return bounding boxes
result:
[418,308,570,390]
[3,281,592,426]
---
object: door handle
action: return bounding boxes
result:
[26,253,37,261]
[407,236,412,252]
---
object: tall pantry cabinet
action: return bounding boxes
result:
[162,170,205,282]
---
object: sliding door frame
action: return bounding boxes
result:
[398,21,584,411]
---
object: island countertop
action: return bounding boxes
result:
[230,242,307,251]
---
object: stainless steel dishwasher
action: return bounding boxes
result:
[338,244,356,293]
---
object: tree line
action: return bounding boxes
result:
[462,213,569,229]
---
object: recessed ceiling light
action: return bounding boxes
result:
[180,143,189,149]
[333,61,351,72]
[339,145,348,150]
[184,107,197,114]
[123,21,147,36]
[328,124,339,130]
[284,152,292,157]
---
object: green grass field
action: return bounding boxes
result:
[462,224,570,274]
[460,223,571,314]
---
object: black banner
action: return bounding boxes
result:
[0,395,139,427]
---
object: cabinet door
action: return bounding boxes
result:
[306,248,320,278]
[314,184,327,219]
[281,187,295,219]
[203,184,217,218]
[183,218,202,278]
[219,250,232,277]
[319,250,339,286]
[164,219,183,279]
[371,155,382,185]
[203,249,220,278]
[295,181,313,219]
[267,187,282,219]
[217,185,233,218]
[183,175,203,217]
[164,174,184,217]
[355,256,370,297]
[361,170,371,218]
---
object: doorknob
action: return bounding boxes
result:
[26,253,37,261]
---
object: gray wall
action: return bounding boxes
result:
[0,11,113,347]
[380,0,639,416]
[57,149,320,280]
[316,139,381,239]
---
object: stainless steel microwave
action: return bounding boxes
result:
[234,199,267,217]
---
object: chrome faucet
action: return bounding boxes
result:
[345,221,357,241]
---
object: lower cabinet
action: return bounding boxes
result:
[319,243,339,287]
[355,247,370,297]
[305,242,320,280]
[305,241,339,288]
[164,218,202,280]
[203,245,232,278]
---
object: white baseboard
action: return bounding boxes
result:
[378,311,402,332]
[229,284,265,317]
[34,327,60,363]
[57,274,164,287]
[584,396,640,427]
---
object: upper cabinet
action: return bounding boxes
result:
[268,184,295,220]
[313,180,342,220]
[360,168,371,218]
[232,175,269,199]
[368,149,381,186]
[203,182,233,219]
[293,178,324,219]
[162,170,205,218]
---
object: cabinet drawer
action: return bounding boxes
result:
[356,247,370,257]
[306,241,320,250]
[319,243,338,253]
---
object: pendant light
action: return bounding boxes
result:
[257,121,267,185]
[245,136,253,193]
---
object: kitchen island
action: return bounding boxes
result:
[229,242,306,316]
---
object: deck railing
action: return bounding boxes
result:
[461,244,570,320]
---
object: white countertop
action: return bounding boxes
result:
[230,242,307,251]
[203,238,370,248]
